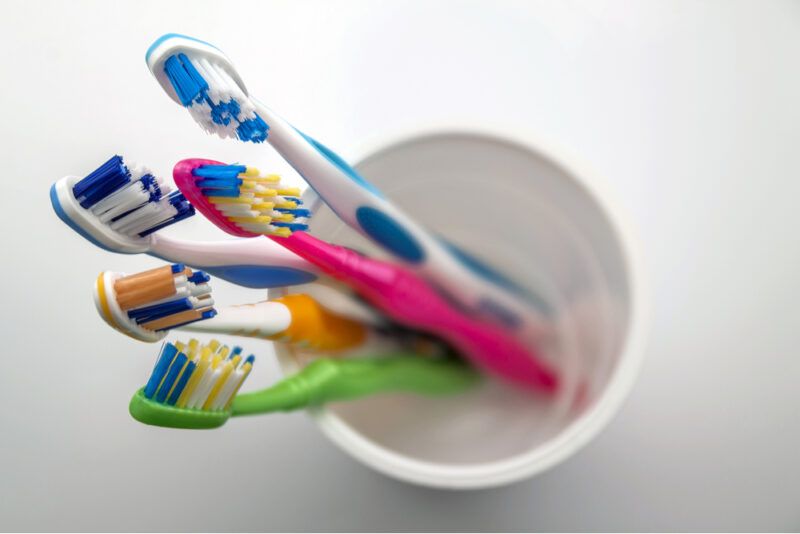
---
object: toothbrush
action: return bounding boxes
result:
[172,160,557,389]
[95,263,367,351]
[51,154,319,288]
[129,339,479,429]
[130,339,255,429]
[272,232,558,392]
[145,34,549,335]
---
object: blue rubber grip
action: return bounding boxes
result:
[355,206,425,263]
[174,263,317,289]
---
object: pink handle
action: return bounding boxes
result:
[273,232,558,392]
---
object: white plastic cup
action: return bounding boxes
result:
[271,125,648,489]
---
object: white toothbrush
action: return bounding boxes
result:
[94,265,370,352]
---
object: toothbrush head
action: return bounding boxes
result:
[50,155,195,254]
[94,263,216,342]
[173,158,310,238]
[129,338,254,429]
[146,34,267,143]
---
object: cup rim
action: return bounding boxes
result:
[284,121,650,489]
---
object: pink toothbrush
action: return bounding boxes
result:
[271,232,558,393]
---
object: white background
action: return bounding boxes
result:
[1,0,798,530]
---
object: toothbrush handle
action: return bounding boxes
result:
[147,234,319,288]
[178,296,367,352]
[270,294,367,351]
[230,354,479,415]
[273,232,558,391]
[253,100,547,332]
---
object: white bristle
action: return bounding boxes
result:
[75,157,192,239]
[187,367,221,409]
[211,369,245,410]
[178,56,260,140]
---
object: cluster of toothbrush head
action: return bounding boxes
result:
[49,33,557,430]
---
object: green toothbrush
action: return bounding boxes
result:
[129,339,479,430]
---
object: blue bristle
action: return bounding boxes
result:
[143,343,178,399]
[129,298,193,324]
[72,155,132,209]
[275,208,311,217]
[155,351,188,403]
[158,309,217,331]
[192,164,247,179]
[166,360,196,405]
[188,271,210,284]
[282,197,303,205]
[201,188,240,197]
[236,115,269,143]
[140,174,163,202]
[170,263,185,273]
[229,346,243,359]
[137,202,195,237]
[195,178,243,189]
[209,99,240,126]
[244,355,255,366]
[271,221,310,231]
[167,191,189,206]
[164,53,208,106]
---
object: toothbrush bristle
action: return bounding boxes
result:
[114,263,216,332]
[163,53,269,143]
[144,339,254,411]
[190,163,310,237]
[73,155,195,238]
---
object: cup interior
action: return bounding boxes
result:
[272,130,643,488]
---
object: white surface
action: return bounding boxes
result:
[275,130,646,489]
[0,0,798,530]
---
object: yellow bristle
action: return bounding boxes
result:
[273,227,292,237]
[203,361,235,409]
[176,347,212,407]
[253,189,279,198]
[277,213,295,222]
[277,188,301,197]
[208,339,221,351]
[228,216,272,223]
[208,197,251,204]
[275,201,298,209]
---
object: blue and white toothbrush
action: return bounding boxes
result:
[146,34,549,333]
